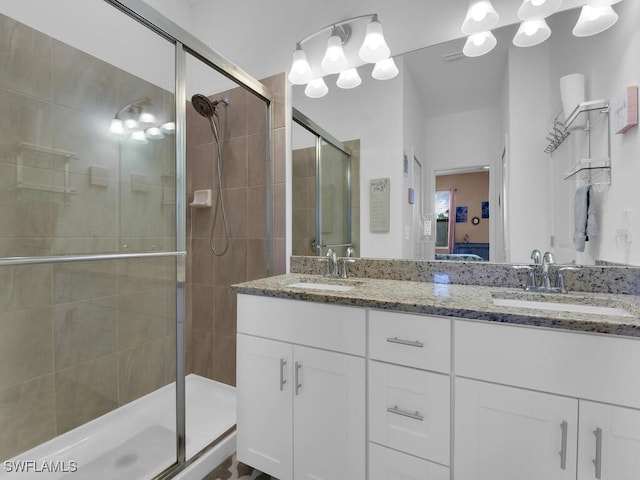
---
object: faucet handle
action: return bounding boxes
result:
[339,258,356,279]
[513,265,537,290]
[556,266,580,293]
[530,249,542,265]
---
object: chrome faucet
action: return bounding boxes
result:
[530,249,542,266]
[321,248,339,278]
[541,251,555,290]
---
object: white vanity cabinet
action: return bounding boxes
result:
[454,320,640,480]
[236,294,366,480]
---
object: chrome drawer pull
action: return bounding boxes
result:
[559,421,568,470]
[295,361,302,396]
[387,405,424,421]
[593,428,603,479]
[386,337,425,348]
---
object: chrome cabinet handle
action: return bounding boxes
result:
[279,358,287,392]
[559,421,568,470]
[387,405,424,421]
[593,428,603,479]
[295,361,302,396]
[386,337,425,348]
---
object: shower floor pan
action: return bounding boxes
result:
[3,374,236,480]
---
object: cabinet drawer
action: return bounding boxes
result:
[369,361,450,465]
[369,443,449,480]
[455,320,640,408]
[237,294,366,356]
[369,310,450,372]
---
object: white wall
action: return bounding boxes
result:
[293,68,404,258]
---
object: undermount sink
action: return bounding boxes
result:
[285,277,363,292]
[492,294,635,318]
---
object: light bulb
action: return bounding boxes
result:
[531,0,544,6]
[288,46,313,85]
[124,118,139,130]
[358,16,391,63]
[160,122,175,134]
[518,0,561,20]
[138,105,157,126]
[320,34,348,75]
[305,78,329,98]
[131,130,148,144]
[145,127,165,140]
[371,58,399,81]
[336,68,362,89]
[513,19,551,47]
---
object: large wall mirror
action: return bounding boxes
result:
[291,0,639,267]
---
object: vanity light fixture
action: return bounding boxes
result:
[572,5,619,37]
[461,0,499,35]
[517,0,562,21]
[463,31,498,57]
[513,18,552,47]
[288,13,396,98]
[109,98,174,143]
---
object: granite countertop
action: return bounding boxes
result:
[233,273,640,338]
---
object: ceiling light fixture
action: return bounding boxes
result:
[513,18,552,47]
[573,5,619,37]
[463,31,497,57]
[109,98,174,143]
[461,0,499,35]
[517,0,562,21]
[288,13,396,99]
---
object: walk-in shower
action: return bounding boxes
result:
[190,93,230,256]
[0,0,276,478]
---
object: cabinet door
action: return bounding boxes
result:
[293,345,366,480]
[578,401,640,480]
[236,334,293,480]
[455,378,578,480]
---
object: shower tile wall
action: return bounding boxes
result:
[186,73,286,385]
[0,15,176,460]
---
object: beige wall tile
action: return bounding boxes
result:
[247,186,267,239]
[0,307,53,390]
[213,333,236,387]
[214,286,237,336]
[191,283,214,333]
[55,355,118,434]
[214,239,247,287]
[191,330,214,379]
[0,264,51,313]
[221,137,248,189]
[118,339,167,405]
[247,132,267,187]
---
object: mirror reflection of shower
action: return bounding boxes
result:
[191,93,230,256]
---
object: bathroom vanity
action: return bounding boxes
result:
[234,274,640,480]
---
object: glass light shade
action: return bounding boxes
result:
[130,130,148,144]
[587,0,622,6]
[463,31,497,57]
[288,47,313,85]
[513,19,551,47]
[145,126,165,140]
[371,58,399,81]
[461,0,499,35]
[336,68,362,89]
[138,106,157,126]
[160,122,175,134]
[517,0,562,21]
[358,19,391,63]
[304,78,329,98]
[124,118,139,130]
[320,35,349,74]
[573,5,618,37]
[110,117,124,135]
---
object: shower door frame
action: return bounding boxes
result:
[0,1,275,477]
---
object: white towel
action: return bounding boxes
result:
[573,185,598,252]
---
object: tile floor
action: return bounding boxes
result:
[203,453,276,480]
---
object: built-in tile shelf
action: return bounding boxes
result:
[17,141,78,197]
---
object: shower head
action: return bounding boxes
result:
[191,94,216,118]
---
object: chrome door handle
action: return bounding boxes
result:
[295,361,302,396]
[386,337,425,348]
[387,405,424,421]
[279,358,287,392]
[559,421,568,470]
[593,428,603,479]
